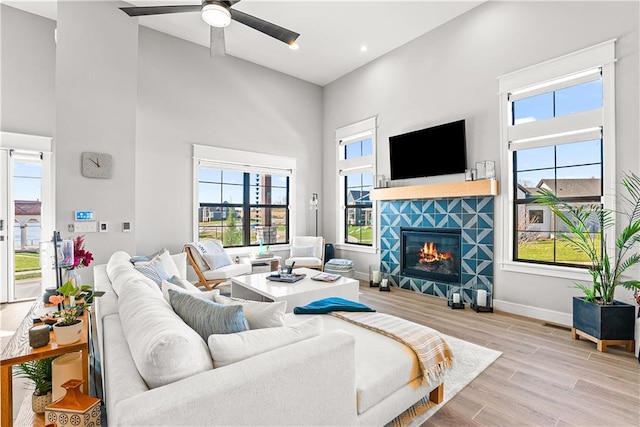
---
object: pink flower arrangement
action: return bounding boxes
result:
[69,235,93,270]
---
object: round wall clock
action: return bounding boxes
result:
[81,152,113,179]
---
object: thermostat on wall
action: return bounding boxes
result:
[74,210,95,221]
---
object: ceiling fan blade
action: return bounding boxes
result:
[222,1,242,6]
[119,5,201,17]
[230,9,299,46]
[210,26,226,57]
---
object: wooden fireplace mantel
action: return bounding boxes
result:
[370,179,499,201]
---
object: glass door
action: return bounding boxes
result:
[0,133,53,303]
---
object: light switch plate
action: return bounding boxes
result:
[74,221,97,233]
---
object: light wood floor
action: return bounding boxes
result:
[3,285,639,427]
[358,285,640,427]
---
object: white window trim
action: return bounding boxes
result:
[192,144,297,248]
[335,117,377,253]
[498,39,616,279]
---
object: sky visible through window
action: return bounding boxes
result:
[513,78,602,190]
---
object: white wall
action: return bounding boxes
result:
[1,4,55,136]
[54,0,139,285]
[322,1,640,323]
[134,27,323,256]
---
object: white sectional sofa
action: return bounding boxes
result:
[94,251,448,426]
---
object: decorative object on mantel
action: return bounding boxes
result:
[534,171,640,351]
[375,175,389,188]
[45,379,101,427]
[474,161,495,180]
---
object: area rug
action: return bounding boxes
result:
[386,334,502,427]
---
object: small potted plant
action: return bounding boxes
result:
[534,172,640,347]
[13,357,57,413]
[46,281,104,345]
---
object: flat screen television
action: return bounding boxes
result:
[389,119,467,180]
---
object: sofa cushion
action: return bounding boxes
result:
[208,316,323,368]
[214,294,286,329]
[201,262,252,281]
[285,313,422,415]
[169,290,249,341]
[118,279,213,389]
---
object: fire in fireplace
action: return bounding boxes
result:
[401,228,461,284]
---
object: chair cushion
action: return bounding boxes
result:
[214,294,287,329]
[168,290,249,341]
[202,262,252,280]
[285,257,322,268]
[208,316,323,368]
[291,245,317,258]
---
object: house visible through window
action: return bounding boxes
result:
[336,117,376,248]
[194,145,295,248]
[499,40,615,270]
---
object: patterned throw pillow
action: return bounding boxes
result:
[168,290,248,341]
[291,245,317,258]
[134,256,171,286]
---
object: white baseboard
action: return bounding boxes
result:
[493,299,572,327]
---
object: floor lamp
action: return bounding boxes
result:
[310,193,319,236]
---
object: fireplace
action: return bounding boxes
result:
[400,228,461,284]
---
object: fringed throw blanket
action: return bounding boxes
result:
[331,311,454,385]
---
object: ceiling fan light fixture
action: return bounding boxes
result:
[202,2,231,28]
[289,42,299,50]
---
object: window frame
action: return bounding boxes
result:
[193,145,296,251]
[335,117,377,253]
[498,39,616,279]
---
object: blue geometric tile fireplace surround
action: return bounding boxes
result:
[379,196,494,306]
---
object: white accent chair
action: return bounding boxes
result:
[184,244,251,291]
[284,236,325,270]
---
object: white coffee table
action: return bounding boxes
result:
[231,268,360,312]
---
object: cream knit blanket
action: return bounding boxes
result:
[331,311,454,385]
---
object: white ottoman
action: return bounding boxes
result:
[324,259,355,278]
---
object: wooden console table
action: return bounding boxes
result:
[1,301,89,427]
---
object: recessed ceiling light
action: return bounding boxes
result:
[360,45,368,52]
[289,42,299,50]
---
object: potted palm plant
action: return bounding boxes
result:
[534,172,640,348]
[13,357,57,413]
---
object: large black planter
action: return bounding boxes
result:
[572,296,635,340]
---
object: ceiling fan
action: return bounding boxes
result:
[119,1,300,57]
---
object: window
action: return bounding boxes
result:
[336,117,376,248]
[499,40,615,273]
[194,145,295,248]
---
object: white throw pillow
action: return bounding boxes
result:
[291,245,317,258]
[170,252,188,279]
[161,280,219,303]
[158,249,181,278]
[208,316,323,368]
[214,294,286,329]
